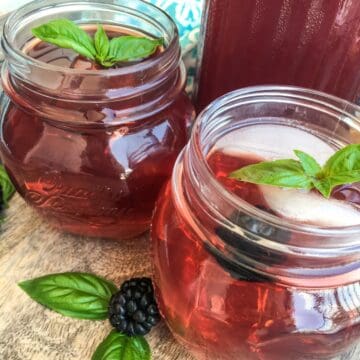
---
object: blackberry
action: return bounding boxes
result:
[108,277,161,336]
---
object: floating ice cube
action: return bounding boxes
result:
[260,185,360,227]
[70,57,98,70]
[218,123,360,226]
[218,123,335,165]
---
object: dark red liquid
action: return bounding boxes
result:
[196,0,360,110]
[0,26,193,239]
[151,150,360,359]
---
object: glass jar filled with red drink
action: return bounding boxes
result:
[196,0,360,110]
[152,86,360,359]
[0,0,194,239]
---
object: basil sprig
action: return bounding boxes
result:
[92,331,150,360]
[32,19,97,61]
[19,272,152,359]
[18,272,118,320]
[32,19,163,68]
[0,164,15,207]
[230,144,360,198]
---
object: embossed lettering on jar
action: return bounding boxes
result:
[0,0,194,239]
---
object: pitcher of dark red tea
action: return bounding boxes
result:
[0,0,194,239]
[196,0,360,110]
[152,86,360,360]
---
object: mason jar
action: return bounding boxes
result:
[151,86,360,360]
[0,0,194,239]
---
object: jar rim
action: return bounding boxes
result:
[190,85,360,238]
[0,0,185,125]
[2,0,179,77]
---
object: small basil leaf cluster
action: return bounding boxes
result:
[32,19,163,68]
[0,165,15,216]
[230,144,360,198]
[19,273,159,360]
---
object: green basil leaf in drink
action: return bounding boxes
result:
[230,145,360,198]
[32,19,163,68]
[32,19,96,61]
[0,165,15,205]
[314,173,360,198]
[322,144,360,177]
[95,24,110,63]
[108,36,163,64]
[18,272,118,320]
[294,149,322,177]
[92,331,150,360]
[229,159,313,189]
[316,144,360,197]
[311,178,332,198]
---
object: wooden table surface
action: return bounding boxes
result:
[0,195,194,360]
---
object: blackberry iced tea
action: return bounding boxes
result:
[0,0,193,238]
[152,87,360,360]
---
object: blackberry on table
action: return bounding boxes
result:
[109,277,161,336]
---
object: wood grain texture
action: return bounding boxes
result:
[0,195,194,360]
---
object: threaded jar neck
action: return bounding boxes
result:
[0,0,185,125]
[174,86,360,288]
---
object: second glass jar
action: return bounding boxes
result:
[152,86,360,360]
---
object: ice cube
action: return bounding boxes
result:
[260,185,360,227]
[70,57,99,70]
[218,123,334,165]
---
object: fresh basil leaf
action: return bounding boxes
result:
[32,19,96,61]
[32,19,163,68]
[230,159,313,189]
[92,331,150,360]
[312,178,332,198]
[316,144,360,197]
[323,144,360,176]
[107,36,163,65]
[95,25,110,62]
[230,144,360,198]
[314,172,360,198]
[18,272,117,320]
[0,165,15,205]
[294,149,321,177]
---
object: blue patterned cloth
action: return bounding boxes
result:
[147,0,203,93]
[148,0,203,50]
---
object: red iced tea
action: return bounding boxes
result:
[0,1,194,238]
[196,0,360,110]
[152,88,360,359]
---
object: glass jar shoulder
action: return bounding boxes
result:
[0,93,192,238]
[0,91,193,161]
